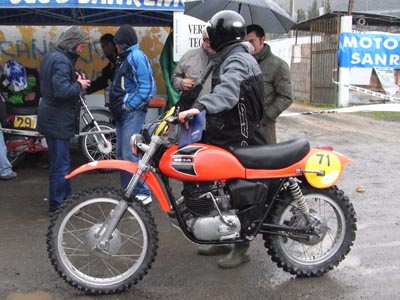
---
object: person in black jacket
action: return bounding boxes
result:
[85,33,117,105]
[179,11,266,269]
[37,26,91,214]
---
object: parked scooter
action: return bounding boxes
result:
[0,95,116,169]
[47,105,357,294]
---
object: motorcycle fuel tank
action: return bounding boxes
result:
[159,144,246,181]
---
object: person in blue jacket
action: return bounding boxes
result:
[109,24,156,205]
[37,26,91,214]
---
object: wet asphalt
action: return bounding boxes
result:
[1,103,400,300]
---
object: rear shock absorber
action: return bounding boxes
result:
[288,178,311,224]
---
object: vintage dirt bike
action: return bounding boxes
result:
[47,106,357,294]
[1,95,116,169]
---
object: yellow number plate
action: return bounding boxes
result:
[13,115,37,129]
[304,150,342,188]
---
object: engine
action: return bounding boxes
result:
[181,181,241,241]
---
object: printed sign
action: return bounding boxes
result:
[338,32,400,69]
[173,11,206,62]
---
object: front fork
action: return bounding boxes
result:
[94,136,162,253]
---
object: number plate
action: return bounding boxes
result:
[304,150,342,188]
[13,115,37,129]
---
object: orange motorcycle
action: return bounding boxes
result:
[47,106,357,294]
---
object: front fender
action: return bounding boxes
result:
[66,160,171,212]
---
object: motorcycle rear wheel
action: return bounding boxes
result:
[78,121,116,173]
[47,186,158,294]
[263,184,357,277]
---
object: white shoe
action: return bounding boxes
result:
[136,194,152,205]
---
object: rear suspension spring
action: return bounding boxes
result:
[288,178,311,222]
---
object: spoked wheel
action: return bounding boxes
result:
[47,187,158,294]
[78,121,116,173]
[263,184,357,277]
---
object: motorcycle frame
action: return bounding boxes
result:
[65,142,312,245]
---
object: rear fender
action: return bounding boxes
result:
[65,160,171,212]
[246,148,352,189]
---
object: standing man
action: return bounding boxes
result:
[246,24,292,144]
[171,29,215,108]
[86,33,118,101]
[37,26,91,214]
[109,24,156,205]
[179,10,266,268]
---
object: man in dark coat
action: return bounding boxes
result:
[37,26,91,214]
[246,24,293,144]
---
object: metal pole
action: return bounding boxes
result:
[290,0,295,18]
[290,0,295,38]
[338,16,353,107]
[347,0,354,15]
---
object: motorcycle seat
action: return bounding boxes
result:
[6,103,38,115]
[229,138,310,170]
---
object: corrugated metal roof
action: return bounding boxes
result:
[294,11,400,31]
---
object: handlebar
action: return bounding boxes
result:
[184,114,194,122]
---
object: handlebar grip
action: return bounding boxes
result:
[185,114,194,122]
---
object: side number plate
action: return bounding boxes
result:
[13,115,37,129]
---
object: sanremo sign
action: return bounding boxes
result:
[338,32,400,69]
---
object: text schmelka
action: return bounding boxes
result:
[6,0,183,9]
[338,33,400,69]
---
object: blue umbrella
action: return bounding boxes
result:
[184,0,296,33]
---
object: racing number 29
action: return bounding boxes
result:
[14,116,34,128]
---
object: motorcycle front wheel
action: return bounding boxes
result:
[78,121,116,173]
[263,184,357,277]
[47,186,158,294]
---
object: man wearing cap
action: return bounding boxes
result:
[37,25,91,214]
[109,24,156,205]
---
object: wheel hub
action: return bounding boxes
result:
[87,223,122,257]
[288,211,328,245]
[97,139,112,154]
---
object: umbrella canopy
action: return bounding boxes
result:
[184,0,296,33]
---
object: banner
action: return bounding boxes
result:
[338,32,400,69]
[173,11,206,62]
[0,0,184,10]
[0,26,170,93]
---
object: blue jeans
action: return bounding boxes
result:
[116,109,150,195]
[0,125,12,176]
[46,137,72,212]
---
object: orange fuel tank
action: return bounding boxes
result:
[159,144,246,181]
